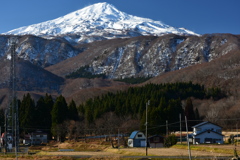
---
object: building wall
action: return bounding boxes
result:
[194,132,223,144]
[133,139,146,147]
[128,138,146,147]
[128,139,134,147]
[194,124,222,135]
[149,143,163,148]
[31,134,48,144]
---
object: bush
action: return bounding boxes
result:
[164,134,177,147]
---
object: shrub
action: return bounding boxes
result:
[164,134,177,147]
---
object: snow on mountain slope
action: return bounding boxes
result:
[4,2,198,40]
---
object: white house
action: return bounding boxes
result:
[191,121,224,144]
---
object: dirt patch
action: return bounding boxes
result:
[119,147,231,157]
[58,142,73,148]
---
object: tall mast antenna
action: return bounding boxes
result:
[5,37,19,155]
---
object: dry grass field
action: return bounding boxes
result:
[0,140,239,159]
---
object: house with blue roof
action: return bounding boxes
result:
[128,131,146,147]
[191,121,224,144]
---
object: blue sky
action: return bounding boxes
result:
[0,0,239,35]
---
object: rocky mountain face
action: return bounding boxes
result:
[0,35,82,68]
[47,34,240,79]
[0,33,238,86]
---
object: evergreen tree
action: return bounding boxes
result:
[43,94,54,138]
[184,98,195,128]
[35,95,53,133]
[68,99,78,121]
[35,97,45,127]
[51,95,68,140]
[44,94,54,112]
[184,98,195,120]
[195,108,200,121]
[19,93,35,133]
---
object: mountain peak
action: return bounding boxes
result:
[4,2,199,39]
[65,2,127,21]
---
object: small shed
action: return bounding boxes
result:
[31,130,48,145]
[128,131,146,147]
[24,130,48,145]
[148,135,164,148]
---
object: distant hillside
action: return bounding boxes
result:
[47,34,240,79]
[145,47,240,127]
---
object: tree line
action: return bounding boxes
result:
[0,82,225,141]
[79,82,225,135]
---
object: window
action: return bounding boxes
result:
[137,134,142,138]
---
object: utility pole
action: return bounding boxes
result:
[118,128,120,151]
[237,123,238,146]
[5,37,19,156]
[185,116,192,160]
[166,120,168,136]
[180,113,182,144]
[145,100,150,156]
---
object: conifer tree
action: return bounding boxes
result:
[44,94,54,137]
[35,97,45,127]
[195,108,200,120]
[68,99,78,121]
[44,93,54,112]
[19,93,35,133]
[184,98,195,128]
[35,95,53,133]
[51,95,68,140]
[184,98,195,120]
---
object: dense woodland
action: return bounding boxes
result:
[65,65,107,79]
[0,82,225,141]
[65,65,153,84]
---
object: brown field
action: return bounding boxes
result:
[1,141,239,159]
[38,143,237,157]
[114,147,231,157]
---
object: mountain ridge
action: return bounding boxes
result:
[46,34,240,79]
[3,2,198,42]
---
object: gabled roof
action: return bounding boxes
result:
[148,135,164,139]
[129,131,144,139]
[192,121,222,129]
[194,130,224,137]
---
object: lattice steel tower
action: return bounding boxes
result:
[5,37,19,153]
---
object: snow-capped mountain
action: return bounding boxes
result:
[4,2,198,43]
